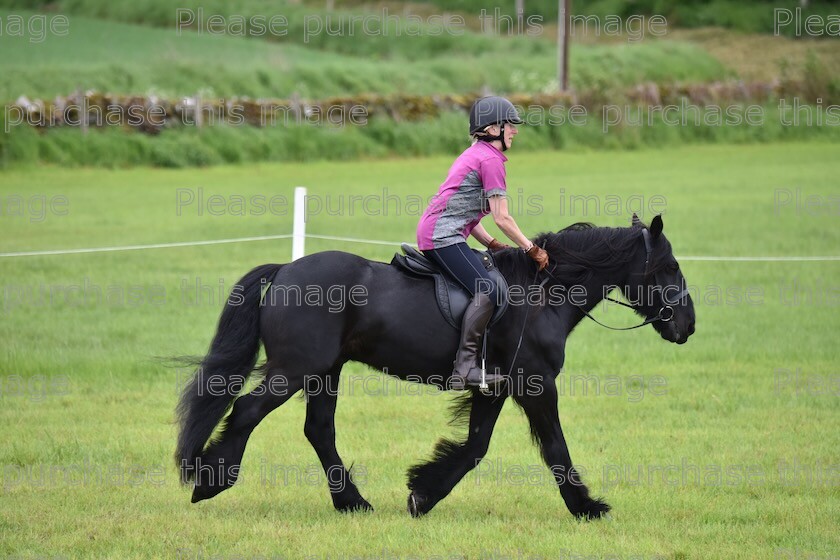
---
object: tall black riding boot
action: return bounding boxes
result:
[450,292,505,390]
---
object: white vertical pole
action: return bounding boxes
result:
[292,186,307,261]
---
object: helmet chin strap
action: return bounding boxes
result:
[481,122,508,151]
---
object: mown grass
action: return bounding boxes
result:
[10,0,840,38]
[418,0,840,37]
[669,27,840,84]
[3,5,839,170]
[0,7,730,102]
[1,143,838,559]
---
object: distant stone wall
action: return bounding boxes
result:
[6,80,801,134]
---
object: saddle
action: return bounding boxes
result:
[390,244,509,329]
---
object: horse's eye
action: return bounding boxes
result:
[668,262,680,273]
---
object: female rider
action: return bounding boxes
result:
[416,96,549,390]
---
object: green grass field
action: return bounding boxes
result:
[4,3,840,170]
[1,143,838,559]
[0,7,729,102]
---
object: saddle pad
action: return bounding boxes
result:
[391,244,509,329]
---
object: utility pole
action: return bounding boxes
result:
[557,0,570,91]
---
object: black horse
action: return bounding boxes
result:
[175,215,695,519]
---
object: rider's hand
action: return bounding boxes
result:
[526,244,549,270]
[488,238,512,251]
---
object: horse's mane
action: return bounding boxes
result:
[493,222,658,286]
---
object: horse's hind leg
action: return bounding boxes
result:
[513,377,610,519]
[406,391,507,517]
[304,366,373,512]
[191,366,304,503]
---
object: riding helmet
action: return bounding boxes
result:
[469,96,524,135]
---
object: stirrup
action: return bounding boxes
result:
[451,366,505,391]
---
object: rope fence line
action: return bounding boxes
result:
[4,186,836,262]
[1,233,838,262]
[675,255,840,262]
[0,234,293,258]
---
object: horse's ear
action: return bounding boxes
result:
[650,214,664,239]
[631,213,641,226]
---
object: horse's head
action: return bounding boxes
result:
[626,214,695,344]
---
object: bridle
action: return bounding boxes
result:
[489,227,691,388]
[539,227,689,331]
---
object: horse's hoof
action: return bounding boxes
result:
[336,498,374,513]
[191,483,227,503]
[407,492,428,518]
[574,498,612,520]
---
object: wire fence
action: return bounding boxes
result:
[1,233,838,261]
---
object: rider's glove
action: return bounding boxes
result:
[525,244,549,270]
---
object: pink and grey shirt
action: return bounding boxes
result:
[417,142,508,250]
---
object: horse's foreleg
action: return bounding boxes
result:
[304,369,373,513]
[191,367,303,503]
[513,379,610,519]
[406,391,507,517]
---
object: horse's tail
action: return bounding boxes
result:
[175,263,282,484]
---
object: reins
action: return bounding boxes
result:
[494,228,688,381]
[539,265,674,331]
